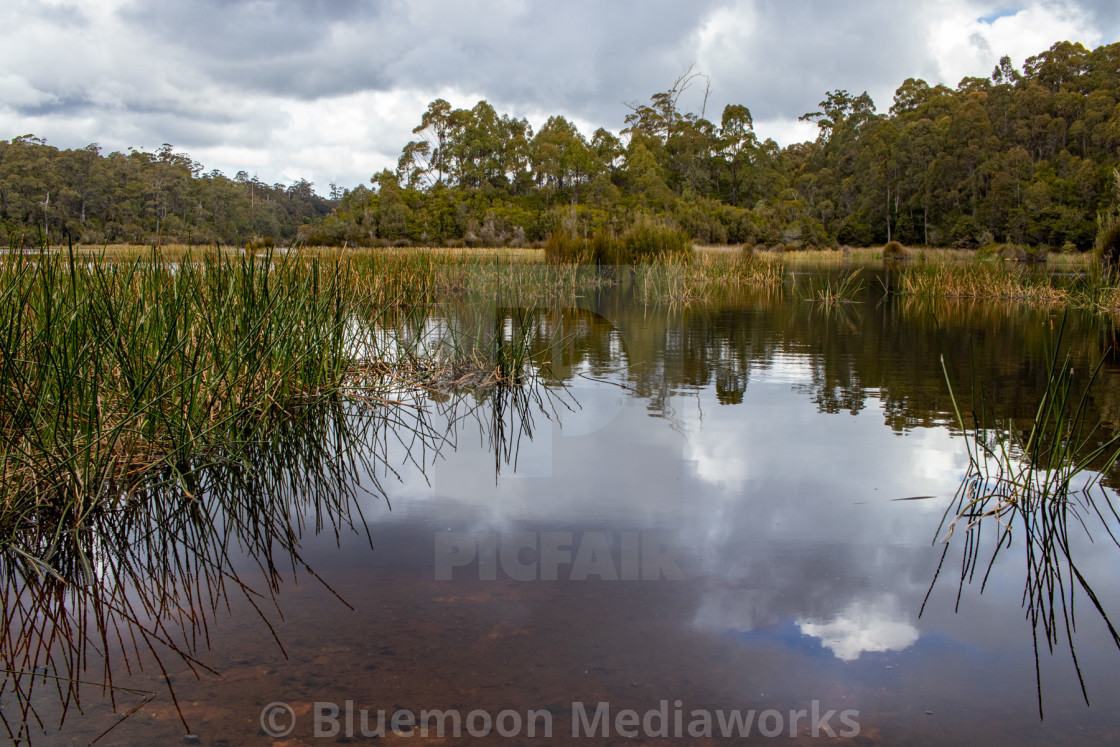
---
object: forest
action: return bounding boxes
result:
[0,139,335,246]
[2,39,1119,250]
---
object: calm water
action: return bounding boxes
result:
[11,272,1120,745]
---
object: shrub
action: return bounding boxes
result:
[950,216,979,249]
[620,221,693,264]
[882,240,906,260]
[1096,214,1120,269]
[544,222,693,265]
[543,229,592,264]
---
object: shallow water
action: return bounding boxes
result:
[12,275,1120,745]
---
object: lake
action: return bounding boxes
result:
[11,267,1120,745]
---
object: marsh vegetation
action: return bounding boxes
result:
[1,239,1120,743]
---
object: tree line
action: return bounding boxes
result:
[309,40,1120,251]
[3,39,1119,250]
[0,137,334,246]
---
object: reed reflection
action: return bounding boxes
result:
[0,397,445,743]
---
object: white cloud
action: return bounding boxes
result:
[798,596,921,661]
[928,1,1102,88]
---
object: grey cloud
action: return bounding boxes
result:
[1079,0,1120,27]
[98,0,1108,132]
[4,0,1118,189]
[11,95,95,119]
[698,0,941,121]
[119,0,376,60]
[969,30,994,57]
[115,0,719,117]
[18,0,89,29]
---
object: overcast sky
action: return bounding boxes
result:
[2,0,1118,193]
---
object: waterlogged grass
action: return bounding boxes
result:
[0,240,788,520]
[792,268,864,304]
[895,261,1120,308]
[928,321,1120,716]
[4,244,1111,524]
[634,252,785,303]
[0,246,431,529]
[898,261,1062,302]
[0,244,635,528]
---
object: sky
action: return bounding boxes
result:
[2,0,1119,194]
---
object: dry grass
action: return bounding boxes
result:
[897,261,1069,304]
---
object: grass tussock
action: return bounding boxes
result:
[792,268,864,304]
[545,221,694,265]
[635,251,785,303]
[882,240,907,260]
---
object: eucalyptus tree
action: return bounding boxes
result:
[717,104,759,205]
[530,115,597,203]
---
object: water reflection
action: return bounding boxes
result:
[4,279,1120,744]
[923,332,1120,717]
[0,399,444,743]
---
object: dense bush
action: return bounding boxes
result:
[544,221,693,265]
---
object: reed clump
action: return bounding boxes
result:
[792,268,864,304]
[897,261,1068,304]
[0,246,422,524]
[635,251,784,302]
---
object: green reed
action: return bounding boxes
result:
[0,245,410,527]
[897,261,1071,305]
[791,267,864,304]
[926,318,1120,717]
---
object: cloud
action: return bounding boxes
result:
[798,596,921,661]
[928,1,1103,88]
[0,0,1116,191]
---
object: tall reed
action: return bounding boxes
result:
[897,261,1067,303]
[926,320,1120,716]
[0,246,411,528]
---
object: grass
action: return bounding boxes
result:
[2,237,793,528]
[894,258,1120,309]
[0,245,562,553]
[2,245,1111,518]
[1,246,361,516]
[926,319,1120,717]
[897,262,1071,305]
[792,267,864,304]
[634,251,784,303]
